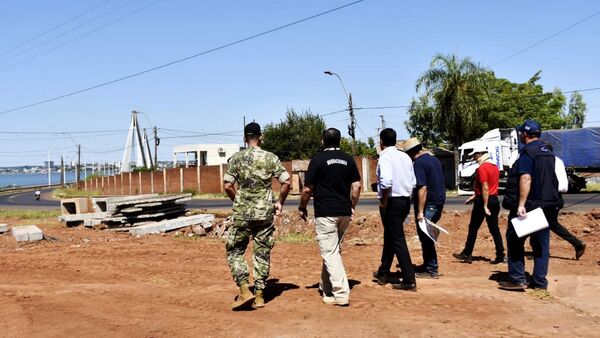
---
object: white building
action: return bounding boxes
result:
[172,144,241,167]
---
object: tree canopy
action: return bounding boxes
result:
[262,109,325,161]
[564,92,586,129]
[406,54,577,148]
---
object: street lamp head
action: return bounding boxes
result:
[324,71,333,75]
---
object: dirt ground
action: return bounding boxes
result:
[1,208,599,337]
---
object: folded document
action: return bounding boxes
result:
[418,218,449,243]
[510,207,549,238]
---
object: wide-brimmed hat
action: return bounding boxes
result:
[468,142,488,156]
[401,137,421,152]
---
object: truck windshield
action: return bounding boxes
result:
[461,149,474,164]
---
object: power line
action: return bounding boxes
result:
[0,129,128,135]
[0,0,112,57]
[0,0,365,117]
[493,9,600,66]
[0,0,139,65]
[0,0,163,72]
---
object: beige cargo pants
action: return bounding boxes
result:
[315,216,351,300]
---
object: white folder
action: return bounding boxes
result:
[418,218,449,243]
[510,207,549,238]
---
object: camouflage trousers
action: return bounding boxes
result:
[226,219,275,291]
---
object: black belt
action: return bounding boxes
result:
[387,196,410,200]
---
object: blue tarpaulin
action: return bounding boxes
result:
[540,127,600,168]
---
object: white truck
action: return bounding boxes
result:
[457,128,518,195]
[457,127,600,195]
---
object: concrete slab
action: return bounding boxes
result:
[60,198,90,215]
[129,214,214,236]
[12,225,43,242]
[58,212,108,223]
[0,223,8,234]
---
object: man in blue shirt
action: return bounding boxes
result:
[499,120,562,291]
[402,138,446,279]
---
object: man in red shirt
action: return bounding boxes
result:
[453,142,506,264]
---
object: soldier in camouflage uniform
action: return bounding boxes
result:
[223,122,291,310]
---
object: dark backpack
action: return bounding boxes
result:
[502,142,563,210]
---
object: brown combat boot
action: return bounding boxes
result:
[231,283,255,310]
[253,289,265,308]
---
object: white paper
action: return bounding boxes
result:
[510,207,549,238]
[418,218,449,243]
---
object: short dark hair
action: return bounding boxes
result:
[379,128,396,147]
[322,128,341,148]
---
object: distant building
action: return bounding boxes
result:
[44,161,54,168]
[172,144,241,167]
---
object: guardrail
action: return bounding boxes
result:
[0,184,65,195]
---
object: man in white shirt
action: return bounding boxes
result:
[372,128,417,291]
[545,142,586,259]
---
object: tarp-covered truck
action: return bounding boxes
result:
[457,127,600,195]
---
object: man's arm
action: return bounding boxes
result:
[275,178,291,216]
[417,186,427,221]
[224,181,236,201]
[298,184,313,221]
[518,174,531,217]
[481,181,491,216]
[351,181,361,216]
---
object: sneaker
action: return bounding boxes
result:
[323,296,349,306]
[498,281,526,291]
[490,256,507,265]
[527,282,547,290]
[575,242,586,260]
[392,282,417,291]
[452,252,473,264]
[372,271,388,285]
[415,271,439,279]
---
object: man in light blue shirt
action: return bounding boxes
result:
[372,128,417,291]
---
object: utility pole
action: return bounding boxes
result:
[380,114,385,130]
[243,116,247,148]
[76,144,81,187]
[47,148,51,187]
[60,154,65,187]
[348,93,356,156]
[153,127,159,169]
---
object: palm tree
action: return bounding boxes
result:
[416,53,489,147]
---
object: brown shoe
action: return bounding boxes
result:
[231,284,255,310]
[253,289,265,308]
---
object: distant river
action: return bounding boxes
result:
[0,172,86,189]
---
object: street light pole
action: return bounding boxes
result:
[324,71,356,156]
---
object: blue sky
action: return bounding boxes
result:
[1,0,599,166]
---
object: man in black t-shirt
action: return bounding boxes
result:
[299,128,362,307]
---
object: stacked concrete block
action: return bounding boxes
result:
[0,223,8,234]
[12,225,43,242]
[60,198,90,215]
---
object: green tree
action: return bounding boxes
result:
[341,137,377,157]
[481,71,566,131]
[407,55,568,146]
[405,95,443,147]
[414,53,490,147]
[564,91,586,129]
[262,109,325,161]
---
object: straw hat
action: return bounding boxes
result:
[401,137,421,152]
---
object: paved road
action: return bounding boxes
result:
[1,188,598,212]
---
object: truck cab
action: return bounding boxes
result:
[457,128,518,195]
